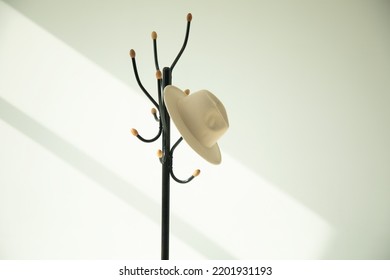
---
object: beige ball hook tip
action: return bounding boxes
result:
[193,169,201,177]
[129,49,136,58]
[157,149,163,158]
[184,89,190,96]
[156,70,162,79]
[130,128,138,136]
[151,108,157,114]
[187,13,192,22]
[151,31,157,40]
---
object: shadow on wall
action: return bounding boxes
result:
[0,96,235,259]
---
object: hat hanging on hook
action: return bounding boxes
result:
[164,85,229,164]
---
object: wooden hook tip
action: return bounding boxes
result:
[129,49,136,58]
[151,108,157,114]
[193,169,201,177]
[151,31,157,40]
[184,89,190,95]
[156,70,162,79]
[157,149,163,158]
[130,128,138,136]
[187,13,192,22]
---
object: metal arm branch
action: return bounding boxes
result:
[170,137,200,184]
[170,13,192,71]
[129,50,159,110]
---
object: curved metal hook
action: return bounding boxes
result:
[170,137,200,184]
[171,170,195,184]
[131,124,162,143]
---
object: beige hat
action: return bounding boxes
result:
[164,85,229,164]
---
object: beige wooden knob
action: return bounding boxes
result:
[151,108,157,115]
[130,128,138,136]
[151,31,157,40]
[157,149,163,158]
[129,49,135,58]
[193,169,200,177]
[187,13,192,22]
[184,89,190,96]
[156,70,162,79]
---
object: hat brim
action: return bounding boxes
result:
[164,85,221,165]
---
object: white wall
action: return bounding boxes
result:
[1,0,389,259]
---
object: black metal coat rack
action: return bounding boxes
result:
[129,13,197,260]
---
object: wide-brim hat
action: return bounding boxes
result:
[164,85,229,164]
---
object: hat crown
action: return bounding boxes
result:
[178,90,229,148]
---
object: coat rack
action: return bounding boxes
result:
[129,13,229,260]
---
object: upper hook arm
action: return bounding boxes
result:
[170,13,192,71]
[151,31,160,71]
[129,49,159,109]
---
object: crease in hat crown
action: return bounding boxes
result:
[164,85,229,164]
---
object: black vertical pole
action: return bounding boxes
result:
[161,67,172,260]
